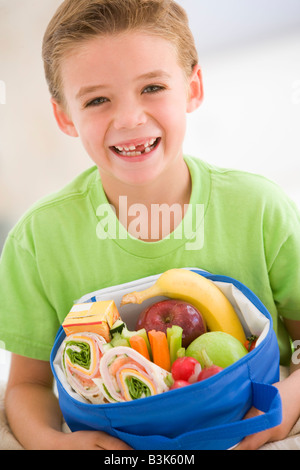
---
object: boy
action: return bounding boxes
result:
[1,0,300,450]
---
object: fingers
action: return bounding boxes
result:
[94,431,133,450]
[234,406,269,450]
[235,430,272,450]
[61,430,133,450]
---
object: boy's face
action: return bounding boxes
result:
[53,32,202,187]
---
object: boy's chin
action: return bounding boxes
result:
[108,151,165,186]
[115,167,163,187]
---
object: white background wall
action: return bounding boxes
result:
[0,1,300,381]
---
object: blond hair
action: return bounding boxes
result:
[42,0,198,103]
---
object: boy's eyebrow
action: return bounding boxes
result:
[76,84,107,100]
[76,70,171,100]
[137,70,172,81]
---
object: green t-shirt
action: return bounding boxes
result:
[1,156,299,364]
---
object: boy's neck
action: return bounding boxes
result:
[99,157,192,242]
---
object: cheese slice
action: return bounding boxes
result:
[62,300,120,341]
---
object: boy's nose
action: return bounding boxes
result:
[113,99,147,130]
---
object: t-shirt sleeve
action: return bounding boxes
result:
[268,233,300,319]
[0,234,60,361]
[265,191,300,321]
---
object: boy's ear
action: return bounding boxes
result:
[186,65,204,113]
[51,98,79,137]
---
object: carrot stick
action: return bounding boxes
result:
[148,330,171,372]
[129,335,150,361]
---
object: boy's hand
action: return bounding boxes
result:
[235,369,300,450]
[5,355,132,450]
[57,430,132,450]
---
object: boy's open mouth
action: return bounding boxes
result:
[110,137,161,157]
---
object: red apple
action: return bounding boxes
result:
[135,299,206,348]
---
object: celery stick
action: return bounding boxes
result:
[176,347,186,358]
[167,325,183,364]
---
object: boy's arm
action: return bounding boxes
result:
[236,318,300,450]
[283,319,300,374]
[5,354,132,450]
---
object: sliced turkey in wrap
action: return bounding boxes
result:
[61,332,107,404]
[93,346,171,403]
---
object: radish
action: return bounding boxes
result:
[197,365,223,381]
[170,379,190,390]
[171,357,201,384]
[194,349,224,381]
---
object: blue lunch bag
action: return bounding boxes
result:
[50,268,282,450]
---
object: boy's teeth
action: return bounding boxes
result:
[113,138,158,155]
[121,151,142,156]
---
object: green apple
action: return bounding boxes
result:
[186,331,248,369]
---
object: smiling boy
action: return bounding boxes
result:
[1,0,300,450]
[53,31,201,240]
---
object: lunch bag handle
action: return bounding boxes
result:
[114,381,282,450]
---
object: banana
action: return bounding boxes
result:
[121,269,246,344]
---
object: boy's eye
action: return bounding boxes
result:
[142,85,165,94]
[85,96,109,108]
